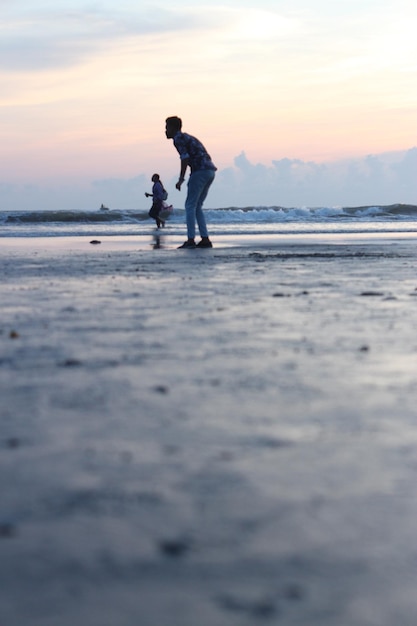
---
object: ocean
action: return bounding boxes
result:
[1,203,416,239]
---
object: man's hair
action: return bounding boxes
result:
[166,116,182,132]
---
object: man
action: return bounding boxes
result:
[165,116,216,249]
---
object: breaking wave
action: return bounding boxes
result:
[1,204,416,237]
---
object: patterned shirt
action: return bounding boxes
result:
[173,132,217,173]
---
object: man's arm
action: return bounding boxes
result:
[176,158,189,190]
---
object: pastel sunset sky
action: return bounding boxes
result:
[1,0,416,209]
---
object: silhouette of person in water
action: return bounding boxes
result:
[165,116,216,248]
[145,174,166,229]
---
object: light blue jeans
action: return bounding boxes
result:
[185,169,215,239]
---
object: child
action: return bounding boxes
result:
[145,174,167,228]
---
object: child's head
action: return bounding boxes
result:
[151,173,160,183]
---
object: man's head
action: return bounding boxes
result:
[165,116,182,139]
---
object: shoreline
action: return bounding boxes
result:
[1,229,417,253]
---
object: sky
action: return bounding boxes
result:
[1,0,416,210]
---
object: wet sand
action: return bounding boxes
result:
[1,234,417,625]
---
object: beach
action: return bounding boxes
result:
[1,234,417,625]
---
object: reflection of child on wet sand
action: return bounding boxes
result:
[145,174,166,229]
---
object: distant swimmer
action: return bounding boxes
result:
[100,204,109,211]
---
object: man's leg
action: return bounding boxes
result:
[185,170,214,239]
[195,170,215,238]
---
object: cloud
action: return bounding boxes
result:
[0,174,149,211]
[0,3,304,73]
[1,149,416,211]
[0,5,209,72]
[210,148,417,207]
[92,175,147,207]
